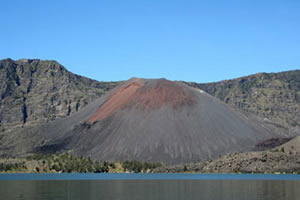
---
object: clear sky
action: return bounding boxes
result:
[1,0,299,83]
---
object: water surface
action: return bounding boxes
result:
[0,174,299,200]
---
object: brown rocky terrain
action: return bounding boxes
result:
[154,136,300,173]
[0,58,118,132]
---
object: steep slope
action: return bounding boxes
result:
[1,78,278,164]
[185,70,300,134]
[0,58,118,132]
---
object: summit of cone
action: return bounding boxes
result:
[87,78,197,123]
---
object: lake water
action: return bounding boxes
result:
[0,174,299,200]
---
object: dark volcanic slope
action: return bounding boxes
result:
[1,78,278,164]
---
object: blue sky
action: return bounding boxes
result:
[1,0,299,83]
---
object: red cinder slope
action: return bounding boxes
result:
[88,78,197,123]
[126,78,197,110]
[87,80,143,123]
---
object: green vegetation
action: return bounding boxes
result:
[122,160,162,173]
[1,151,299,174]
[291,120,300,127]
[0,127,5,133]
[0,162,26,172]
[183,165,188,172]
[26,153,113,173]
[0,134,4,145]
[0,153,163,173]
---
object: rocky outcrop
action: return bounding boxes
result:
[185,70,300,135]
[0,58,118,132]
[253,137,293,151]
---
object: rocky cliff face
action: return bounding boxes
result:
[0,58,118,132]
[185,70,300,133]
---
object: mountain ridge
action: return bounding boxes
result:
[0,58,118,132]
[185,69,300,133]
[1,58,299,136]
